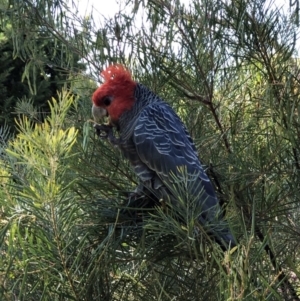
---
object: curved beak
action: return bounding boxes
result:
[92,105,107,123]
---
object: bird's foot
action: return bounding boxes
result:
[128,190,144,200]
[94,123,119,146]
[94,123,111,138]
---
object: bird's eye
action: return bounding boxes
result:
[103,96,112,106]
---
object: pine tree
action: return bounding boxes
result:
[1,0,300,300]
[0,2,85,132]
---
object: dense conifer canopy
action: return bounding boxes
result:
[1,0,300,300]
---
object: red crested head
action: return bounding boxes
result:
[92,64,136,123]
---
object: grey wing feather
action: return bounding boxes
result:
[133,102,236,248]
[133,102,216,199]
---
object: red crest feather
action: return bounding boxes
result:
[92,64,136,122]
[101,64,133,84]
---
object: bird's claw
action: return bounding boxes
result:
[128,191,144,202]
[94,123,112,139]
[93,123,119,146]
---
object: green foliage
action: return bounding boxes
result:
[1,0,300,300]
[0,2,85,132]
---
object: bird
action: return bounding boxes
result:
[92,64,236,249]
